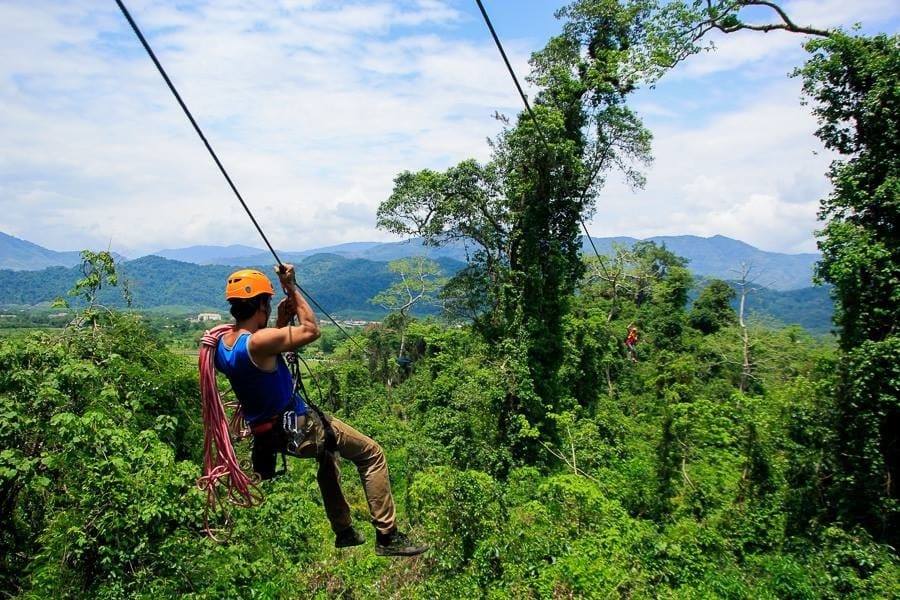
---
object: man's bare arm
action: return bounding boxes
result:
[249,265,321,358]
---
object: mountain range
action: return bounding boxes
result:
[0,232,819,291]
[149,235,819,291]
[0,231,833,332]
[0,251,833,332]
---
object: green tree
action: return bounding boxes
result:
[690,279,737,334]
[55,250,132,328]
[370,257,446,359]
[799,32,900,543]
[377,1,655,459]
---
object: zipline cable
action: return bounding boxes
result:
[473,0,608,264]
[114,0,366,352]
[114,0,280,265]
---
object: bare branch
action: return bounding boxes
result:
[710,0,832,38]
[540,440,601,484]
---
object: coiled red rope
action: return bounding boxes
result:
[197,324,262,539]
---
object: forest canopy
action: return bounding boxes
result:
[1,1,898,598]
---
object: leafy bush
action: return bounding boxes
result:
[408,468,502,572]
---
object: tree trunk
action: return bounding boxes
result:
[738,285,751,393]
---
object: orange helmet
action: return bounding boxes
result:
[225,269,275,300]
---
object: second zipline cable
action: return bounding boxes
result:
[474,0,609,264]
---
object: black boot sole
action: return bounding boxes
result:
[375,545,429,557]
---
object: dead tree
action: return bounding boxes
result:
[732,262,760,393]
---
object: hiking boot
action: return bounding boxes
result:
[335,526,365,549]
[375,529,428,557]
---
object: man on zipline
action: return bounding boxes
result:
[215,264,426,556]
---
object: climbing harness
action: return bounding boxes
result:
[281,410,304,455]
[285,350,338,455]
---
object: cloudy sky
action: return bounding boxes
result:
[1,0,897,257]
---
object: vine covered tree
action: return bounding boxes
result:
[377,1,656,459]
[800,32,900,543]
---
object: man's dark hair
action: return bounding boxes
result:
[229,294,270,321]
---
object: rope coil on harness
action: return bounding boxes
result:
[197,324,262,539]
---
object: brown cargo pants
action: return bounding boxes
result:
[251,411,396,535]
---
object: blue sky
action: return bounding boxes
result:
[0,0,897,257]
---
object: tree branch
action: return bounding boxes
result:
[711,0,832,38]
[540,440,601,484]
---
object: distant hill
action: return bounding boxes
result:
[0,251,832,331]
[0,232,90,271]
[690,278,834,335]
[0,253,465,317]
[152,235,819,290]
[1,231,820,290]
[581,235,819,291]
[153,244,264,263]
[740,284,834,334]
[199,240,467,268]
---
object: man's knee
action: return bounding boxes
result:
[352,436,386,469]
[366,440,388,470]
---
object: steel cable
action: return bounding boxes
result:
[114,0,366,352]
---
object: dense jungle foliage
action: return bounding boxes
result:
[1,255,897,598]
[2,0,898,598]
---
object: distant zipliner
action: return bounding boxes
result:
[625,323,639,363]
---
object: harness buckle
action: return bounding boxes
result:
[282,410,304,454]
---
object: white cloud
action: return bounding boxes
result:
[0,0,893,257]
[589,80,831,253]
[0,0,527,254]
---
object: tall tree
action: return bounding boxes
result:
[800,32,900,542]
[649,0,898,543]
[377,1,654,460]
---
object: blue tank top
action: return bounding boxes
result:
[214,332,306,424]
